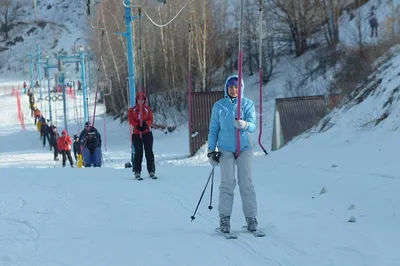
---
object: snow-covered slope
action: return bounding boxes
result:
[0,41,399,264]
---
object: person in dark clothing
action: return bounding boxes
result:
[79,121,102,167]
[58,130,74,167]
[127,92,156,179]
[369,12,378,37]
[42,120,51,149]
[72,134,81,164]
[40,118,47,146]
[48,123,59,160]
[29,96,35,117]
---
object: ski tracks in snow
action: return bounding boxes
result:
[151,178,302,266]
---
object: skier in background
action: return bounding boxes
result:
[58,130,74,167]
[72,134,82,164]
[207,75,260,234]
[48,122,59,160]
[79,121,102,167]
[128,92,156,179]
[369,12,378,37]
[33,107,41,125]
[40,118,50,147]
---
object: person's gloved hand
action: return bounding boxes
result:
[138,121,148,132]
[207,150,221,166]
[234,119,248,130]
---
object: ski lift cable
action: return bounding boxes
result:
[102,79,112,151]
[142,0,193,28]
[91,30,106,127]
[258,0,268,155]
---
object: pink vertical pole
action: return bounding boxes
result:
[103,97,107,151]
[235,0,244,159]
[188,23,193,136]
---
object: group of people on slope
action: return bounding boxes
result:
[24,82,103,168]
[128,75,260,233]
[36,117,103,168]
[27,73,261,233]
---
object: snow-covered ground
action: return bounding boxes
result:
[1,48,400,265]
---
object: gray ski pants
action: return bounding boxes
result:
[218,149,258,218]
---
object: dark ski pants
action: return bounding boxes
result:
[51,142,58,160]
[61,150,74,167]
[43,134,51,148]
[371,26,378,37]
[132,132,155,174]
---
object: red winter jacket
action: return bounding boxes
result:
[128,92,154,135]
[58,130,73,151]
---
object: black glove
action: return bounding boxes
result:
[138,122,148,132]
[207,151,221,166]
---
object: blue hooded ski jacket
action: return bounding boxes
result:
[207,75,256,153]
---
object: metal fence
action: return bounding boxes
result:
[190,91,224,156]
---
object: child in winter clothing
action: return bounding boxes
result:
[128,92,156,179]
[207,75,259,234]
[58,130,74,167]
[34,108,41,125]
[73,134,81,164]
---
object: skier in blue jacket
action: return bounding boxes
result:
[207,74,259,234]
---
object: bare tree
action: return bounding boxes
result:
[267,0,321,57]
[0,0,24,40]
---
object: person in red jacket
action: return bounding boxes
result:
[58,129,74,167]
[128,92,156,179]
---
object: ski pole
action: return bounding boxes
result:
[208,168,214,210]
[191,166,215,222]
[102,153,113,162]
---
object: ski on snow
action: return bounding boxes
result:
[215,227,266,239]
[135,175,158,181]
[215,228,238,239]
[241,226,266,237]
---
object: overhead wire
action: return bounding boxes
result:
[142,0,193,28]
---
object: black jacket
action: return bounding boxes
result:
[79,127,101,151]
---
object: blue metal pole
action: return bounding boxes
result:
[37,44,42,100]
[29,53,34,89]
[88,55,91,90]
[47,59,52,121]
[61,72,67,132]
[125,0,136,107]
[80,51,88,123]
[124,0,137,169]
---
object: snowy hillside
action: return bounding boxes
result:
[0,0,90,80]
